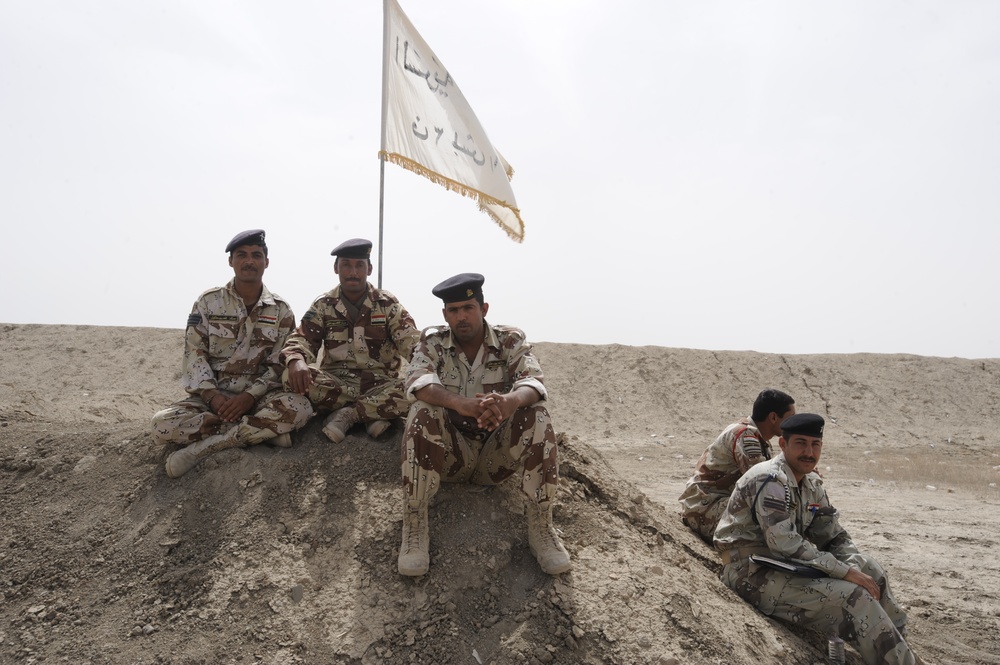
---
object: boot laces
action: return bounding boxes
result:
[404,508,424,551]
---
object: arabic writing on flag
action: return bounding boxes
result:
[379,0,525,242]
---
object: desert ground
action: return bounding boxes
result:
[0,323,997,664]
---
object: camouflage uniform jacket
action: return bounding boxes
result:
[714,453,860,580]
[405,322,547,401]
[280,284,418,378]
[679,417,771,509]
[182,279,295,400]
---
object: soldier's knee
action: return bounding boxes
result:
[150,427,180,446]
[410,399,435,413]
[287,394,314,427]
[532,404,551,418]
[150,410,176,445]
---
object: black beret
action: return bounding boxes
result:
[225,229,266,253]
[432,273,485,304]
[781,413,825,439]
[331,238,373,259]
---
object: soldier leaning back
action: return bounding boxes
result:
[715,413,926,665]
[152,229,314,478]
[280,238,419,442]
[396,273,570,578]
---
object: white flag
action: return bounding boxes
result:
[379,0,525,242]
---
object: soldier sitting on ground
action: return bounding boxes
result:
[715,413,926,665]
[396,273,570,577]
[152,229,313,478]
[280,238,419,442]
[678,388,795,542]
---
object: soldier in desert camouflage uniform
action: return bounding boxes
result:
[678,388,796,542]
[715,413,925,665]
[152,229,313,478]
[280,238,419,443]
[396,273,570,577]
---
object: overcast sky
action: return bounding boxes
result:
[3,1,998,358]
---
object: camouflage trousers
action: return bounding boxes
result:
[151,390,313,447]
[723,552,915,665]
[284,367,409,422]
[678,488,729,543]
[401,400,559,508]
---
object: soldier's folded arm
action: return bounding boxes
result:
[413,383,482,418]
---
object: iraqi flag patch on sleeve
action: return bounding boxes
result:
[258,314,278,325]
[371,313,387,326]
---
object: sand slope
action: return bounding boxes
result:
[1,324,998,664]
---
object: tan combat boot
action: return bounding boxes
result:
[397,500,430,576]
[365,419,391,438]
[268,433,293,448]
[165,428,242,478]
[526,502,571,575]
[322,407,359,443]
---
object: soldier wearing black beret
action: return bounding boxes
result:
[153,229,313,478]
[279,237,420,444]
[225,229,268,255]
[396,273,571,578]
[430,272,485,304]
[714,412,926,664]
[329,237,372,260]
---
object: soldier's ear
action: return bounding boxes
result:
[367,262,373,276]
[481,302,489,317]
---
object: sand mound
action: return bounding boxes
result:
[1,324,998,664]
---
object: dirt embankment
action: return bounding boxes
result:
[0,324,997,664]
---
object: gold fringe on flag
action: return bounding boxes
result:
[379,151,525,243]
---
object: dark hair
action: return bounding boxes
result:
[751,388,795,422]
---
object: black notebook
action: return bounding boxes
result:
[749,554,826,578]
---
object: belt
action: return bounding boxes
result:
[719,546,772,565]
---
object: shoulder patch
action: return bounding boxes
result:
[761,480,788,512]
[187,313,202,327]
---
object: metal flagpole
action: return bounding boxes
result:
[377,0,391,289]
